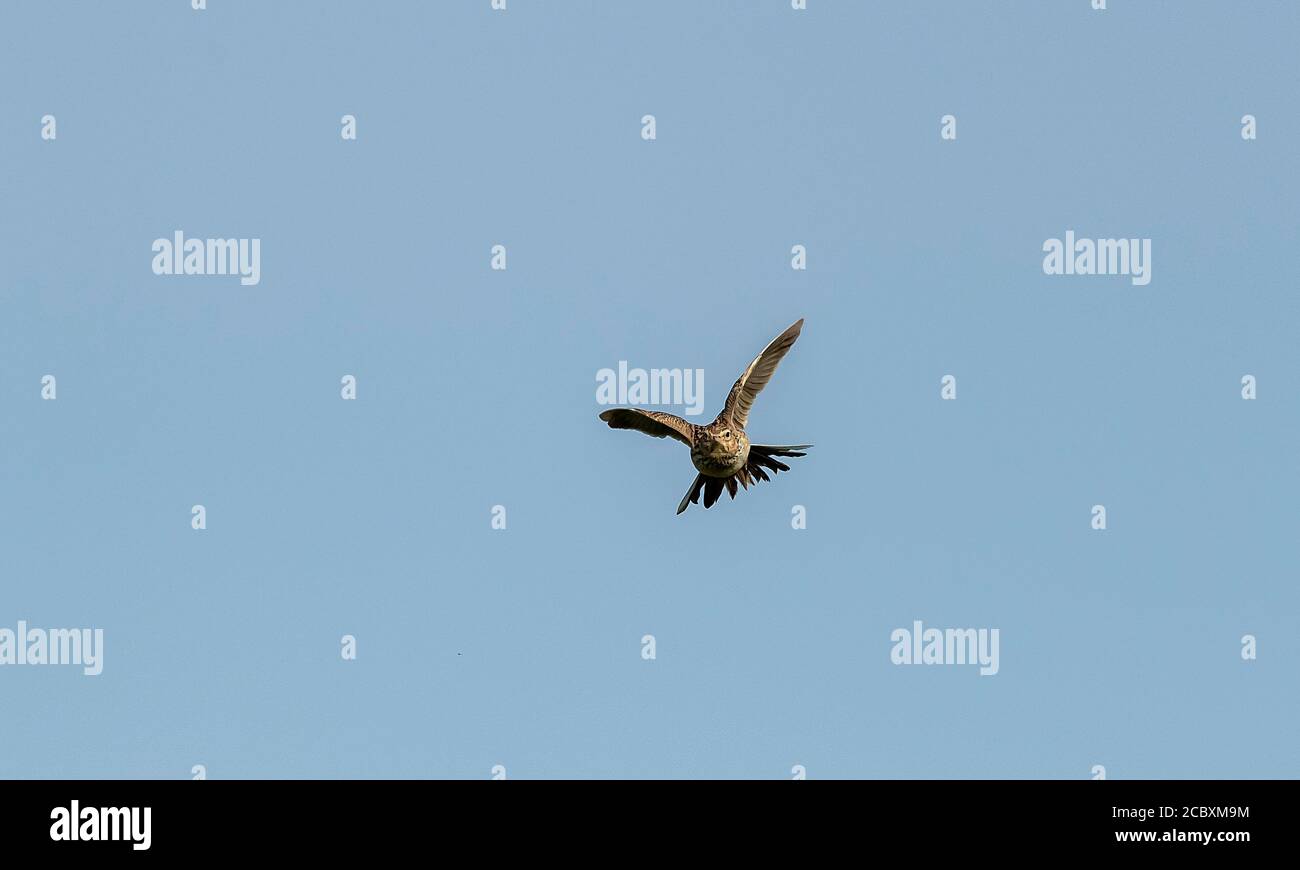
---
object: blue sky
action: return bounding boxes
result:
[1,1,1297,778]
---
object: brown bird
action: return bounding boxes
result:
[599,318,811,514]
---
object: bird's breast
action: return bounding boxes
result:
[691,439,749,477]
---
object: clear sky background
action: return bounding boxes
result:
[1,1,1297,778]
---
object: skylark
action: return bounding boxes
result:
[599,318,812,514]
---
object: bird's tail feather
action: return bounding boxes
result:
[677,474,705,515]
[702,477,725,509]
[677,445,813,513]
[751,444,812,457]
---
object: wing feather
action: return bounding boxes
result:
[722,319,804,429]
[598,408,694,446]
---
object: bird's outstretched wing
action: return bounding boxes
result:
[722,318,804,429]
[598,408,694,446]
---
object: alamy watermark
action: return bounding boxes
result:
[151,230,261,286]
[595,362,704,416]
[1042,230,1151,286]
[891,620,999,676]
[0,620,104,676]
[50,801,150,851]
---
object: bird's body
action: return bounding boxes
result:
[598,318,811,514]
[690,422,749,477]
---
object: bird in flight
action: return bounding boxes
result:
[599,318,811,514]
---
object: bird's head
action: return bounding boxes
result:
[706,425,741,456]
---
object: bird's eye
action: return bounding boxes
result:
[722,429,731,437]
